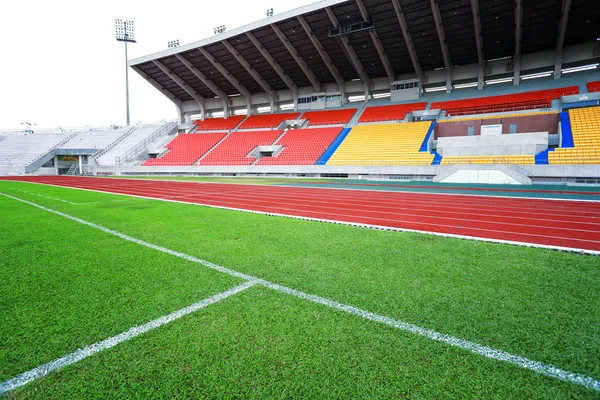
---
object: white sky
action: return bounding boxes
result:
[0,0,316,130]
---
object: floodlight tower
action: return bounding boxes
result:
[115,19,136,126]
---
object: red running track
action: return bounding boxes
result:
[2,176,600,253]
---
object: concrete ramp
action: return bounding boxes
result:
[434,164,531,185]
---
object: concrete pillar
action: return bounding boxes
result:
[54,155,59,175]
[78,155,82,175]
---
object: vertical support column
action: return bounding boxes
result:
[54,155,59,175]
[514,0,522,86]
[78,155,82,175]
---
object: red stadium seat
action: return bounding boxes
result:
[238,113,300,129]
[257,127,342,165]
[359,103,427,123]
[587,81,600,93]
[431,87,578,116]
[194,115,245,131]
[200,130,283,165]
[143,133,226,166]
[302,109,357,126]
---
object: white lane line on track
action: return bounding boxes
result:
[0,281,256,395]
[47,184,600,243]
[16,182,600,240]
[86,176,600,203]
[8,181,600,254]
[1,191,599,393]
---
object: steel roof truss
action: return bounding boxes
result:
[245,32,298,97]
[355,0,395,83]
[325,7,371,90]
[196,47,253,113]
[131,65,183,109]
[430,0,452,93]
[470,0,485,90]
[391,0,425,84]
[174,55,229,106]
[554,0,573,79]
[270,23,322,92]
[514,0,523,85]
[221,40,275,107]
[297,15,346,97]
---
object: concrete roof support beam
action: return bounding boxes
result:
[174,55,233,116]
[325,7,371,97]
[297,15,346,101]
[554,0,572,80]
[430,0,453,93]
[514,0,523,85]
[221,40,276,110]
[131,65,184,114]
[355,0,395,83]
[245,31,299,103]
[470,0,485,90]
[391,0,425,84]
[270,24,321,92]
[197,48,253,115]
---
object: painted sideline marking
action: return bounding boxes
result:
[0,281,256,395]
[1,191,599,393]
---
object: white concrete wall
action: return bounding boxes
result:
[440,169,522,185]
[437,132,549,156]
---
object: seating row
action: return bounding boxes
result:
[327,122,433,166]
[143,133,226,166]
[359,102,427,123]
[258,127,342,165]
[194,115,245,131]
[587,80,600,93]
[431,87,578,116]
[301,109,357,126]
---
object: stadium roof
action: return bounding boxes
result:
[130,0,600,104]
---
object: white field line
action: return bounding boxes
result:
[7,181,600,256]
[0,281,256,395]
[1,192,599,393]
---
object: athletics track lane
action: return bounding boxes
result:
[2,176,599,253]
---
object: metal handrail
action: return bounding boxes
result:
[116,121,177,165]
[90,126,138,162]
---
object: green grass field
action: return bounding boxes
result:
[1,180,599,398]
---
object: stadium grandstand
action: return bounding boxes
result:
[3,1,600,398]
[0,0,599,186]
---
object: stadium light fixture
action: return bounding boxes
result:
[213,25,227,35]
[20,122,36,133]
[521,71,552,80]
[266,8,274,17]
[486,77,514,85]
[115,19,136,126]
[453,82,478,89]
[424,86,447,93]
[561,63,599,74]
[168,40,180,49]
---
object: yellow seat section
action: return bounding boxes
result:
[326,122,434,165]
[549,106,600,165]
[440,155,535,165]
[438,111,558,123]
